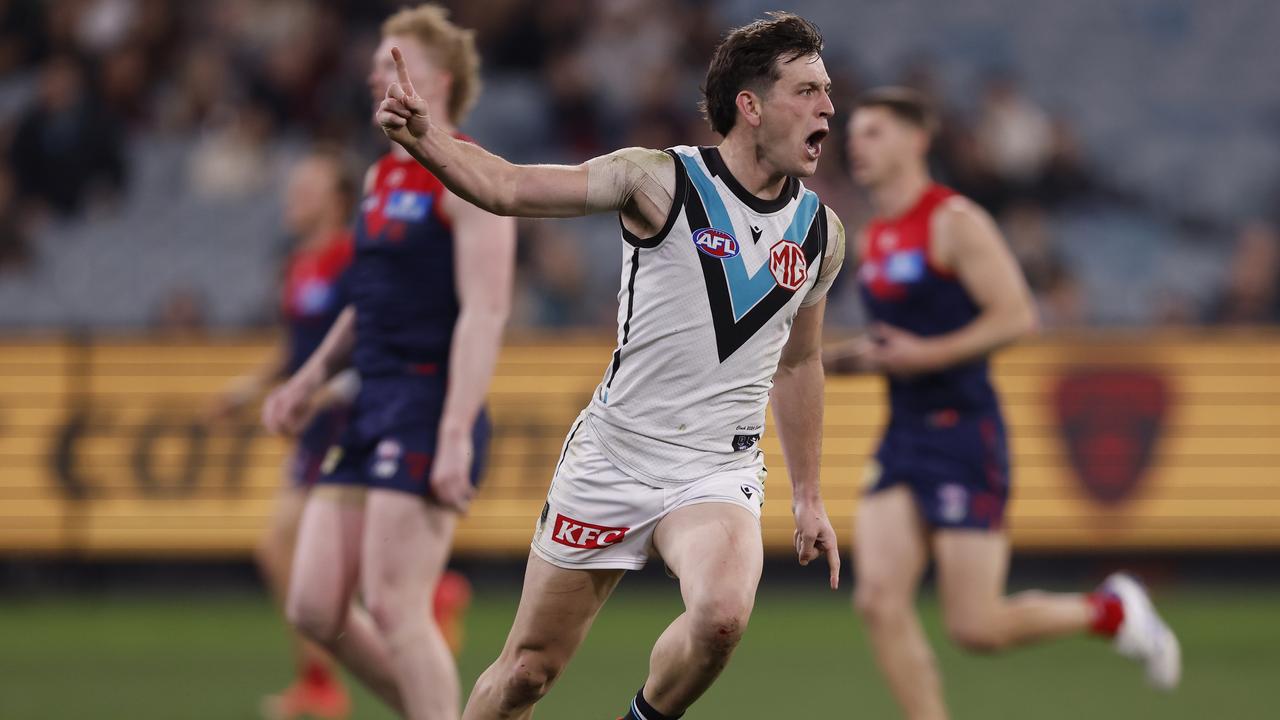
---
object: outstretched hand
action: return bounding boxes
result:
[794,500,841,590]
[377,46,432,147]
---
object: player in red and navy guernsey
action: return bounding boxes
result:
[827,87,1181,718]
[212,150,357,720]
[262,6,515,720]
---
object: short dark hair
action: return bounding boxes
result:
[853,86,939,136]
[701,12,825,136]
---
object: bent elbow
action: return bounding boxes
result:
[1013,303,1040,340]
[1022,304,1041,338]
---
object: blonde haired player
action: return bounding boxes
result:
[263,6,515,720]
[380,12,843,720]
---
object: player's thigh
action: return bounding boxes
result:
[360,488,457,610]
[262,483,308,554]
[288,485,367,630]
[496,552,623,669]
[932,530,1009,626]
[854,485,930,604]
[654,501,763,618]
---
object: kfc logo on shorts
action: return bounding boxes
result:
[769,239,808,291]
[551,514,629,549]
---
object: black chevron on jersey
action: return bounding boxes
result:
[684,187,827,363]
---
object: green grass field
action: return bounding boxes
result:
[2,583,1276,719]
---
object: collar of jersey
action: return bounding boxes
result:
[698,146,799,214]
[679,151,820,322]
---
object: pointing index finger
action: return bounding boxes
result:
[827,544,841,590]
[391,46,416,96]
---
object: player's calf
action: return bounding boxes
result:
[853,578,915,632]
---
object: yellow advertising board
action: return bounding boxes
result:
[1,333,1277,556]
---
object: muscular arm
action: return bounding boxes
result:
[771,299,841,588]
[437,193,517,444]
[378,47,673,231]
[924,198,1039,366]
[292,305,357,391]
[772,301,827,507]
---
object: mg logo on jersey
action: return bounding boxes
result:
[551,514,629,549]
[692,227,740,259]
[769,239,808,291]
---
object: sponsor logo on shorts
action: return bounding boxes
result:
[551,514,629,549]
[740,484,755,500]
[938,483,969,523]
[692,227,739,259]
[373,439,402,479]
[861,459,883,489]
[320,446,343,475]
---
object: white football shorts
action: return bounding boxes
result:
[531,414,766,571]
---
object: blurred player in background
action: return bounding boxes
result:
[828,87,1181,720]
[262,5,515,720]
[378,12,842,720]
[215,147,474,719]
[212,148,358,720]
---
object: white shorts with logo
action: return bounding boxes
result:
[531,414,767,571]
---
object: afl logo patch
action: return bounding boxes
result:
[692,227,739,259]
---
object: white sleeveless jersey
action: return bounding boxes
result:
[584,145,838,485]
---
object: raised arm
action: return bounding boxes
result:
[377,47,674,232]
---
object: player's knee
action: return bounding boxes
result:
[854,581,910,627]
[286,591,344,646]
[689,592,753,655]
[364,585,424,638]
[494,649,563,709]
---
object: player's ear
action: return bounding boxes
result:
[735,89,764,129]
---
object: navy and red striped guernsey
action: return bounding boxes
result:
[857,183,999,415]
[349,148,464,378]
[281,229,353,375]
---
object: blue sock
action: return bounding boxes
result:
[623,687,683,720]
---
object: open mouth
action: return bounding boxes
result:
[805,129,828,160]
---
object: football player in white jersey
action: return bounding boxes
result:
[379,12,843,720]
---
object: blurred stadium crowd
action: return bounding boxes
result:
[1,0,1277,331]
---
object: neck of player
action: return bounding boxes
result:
[717,134,791,202]
[872,163,932,219]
